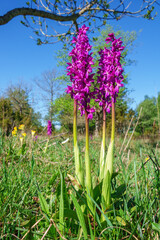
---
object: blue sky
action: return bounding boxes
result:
[0,0,160,114]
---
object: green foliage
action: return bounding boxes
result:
[0,98,14,135]
[0,86,42,134]
[59,171,64,235]
[71,193,88,239]
[0,132,159,239]
[52,93,74,130]
[136,93,160,135]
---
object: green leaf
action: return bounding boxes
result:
[38,191,50,218]
[111,184,126,198]
[102,170,111,210]
[59,171,64,234]
[53,209,79,221]
[93,181,102,201]
[34,31,39,36]
[111,172,119,179]
[37,38,42,45]
[71,194,88,239]
[48,172,58,186]
[86,193,112,227]
[116,216,126,226]
[152,223,160,233]
[20,21,28,27]
[64,209,78,220]
[88,216,94,240]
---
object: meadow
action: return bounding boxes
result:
[0,130,159,239]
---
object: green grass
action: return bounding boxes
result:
[0,133,159,239]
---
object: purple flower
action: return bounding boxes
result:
[66,25,95,119]
[96,33,125,111]
[33,135,38,142]
[47,120,52,136]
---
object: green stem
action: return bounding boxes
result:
[85,110,93,210]
[73,99,84,187]
[73,99,77,147]
[101,101,115,213]
[102,107,106,152]
[111,101,115,143]
[99,107,106,181]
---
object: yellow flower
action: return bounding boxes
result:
[22,133,26,137]
[12,130,17,136]
[20,137,23,145]
[31,130,36,137]
[12,126,18,136]
[19,124,25,130]
[14,126,17,132]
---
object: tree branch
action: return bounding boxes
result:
[0,1,157,44]
[0,7,79,25]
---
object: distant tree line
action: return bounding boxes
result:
[0,85,42,135]
[136,93,160,137]
[52,92,160,138]
[1,83,160,138]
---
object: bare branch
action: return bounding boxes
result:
[0,1,158,44]
[0,7,79,25]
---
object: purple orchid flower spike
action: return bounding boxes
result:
[96,33,125,110]
[47,120,52,136]
[66,24,95,119]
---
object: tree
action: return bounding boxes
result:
[0,1,158,44]
[34,68,63,123]
[53,93,74,130]
[7,84,32,118]
[0,98,14,135]
[3,84,42,131]
[136,95,158,135]
[156,92,160,135]
[53,93,93,132]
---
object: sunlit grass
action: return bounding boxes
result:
[0,132,159,239]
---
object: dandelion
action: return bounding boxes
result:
[14,126,17,132]
[12,126,17,136]
[22,133,26,137]
[19,124,25,130]
[12,130,17,136]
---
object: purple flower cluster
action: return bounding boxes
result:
[96,33,125,112]
[47,120,52,136]
[33,135,38,142]
[66,25,95,119]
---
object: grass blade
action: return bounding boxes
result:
[71,193,88,240]
[59,171,64,237]
[38,191,50,219]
